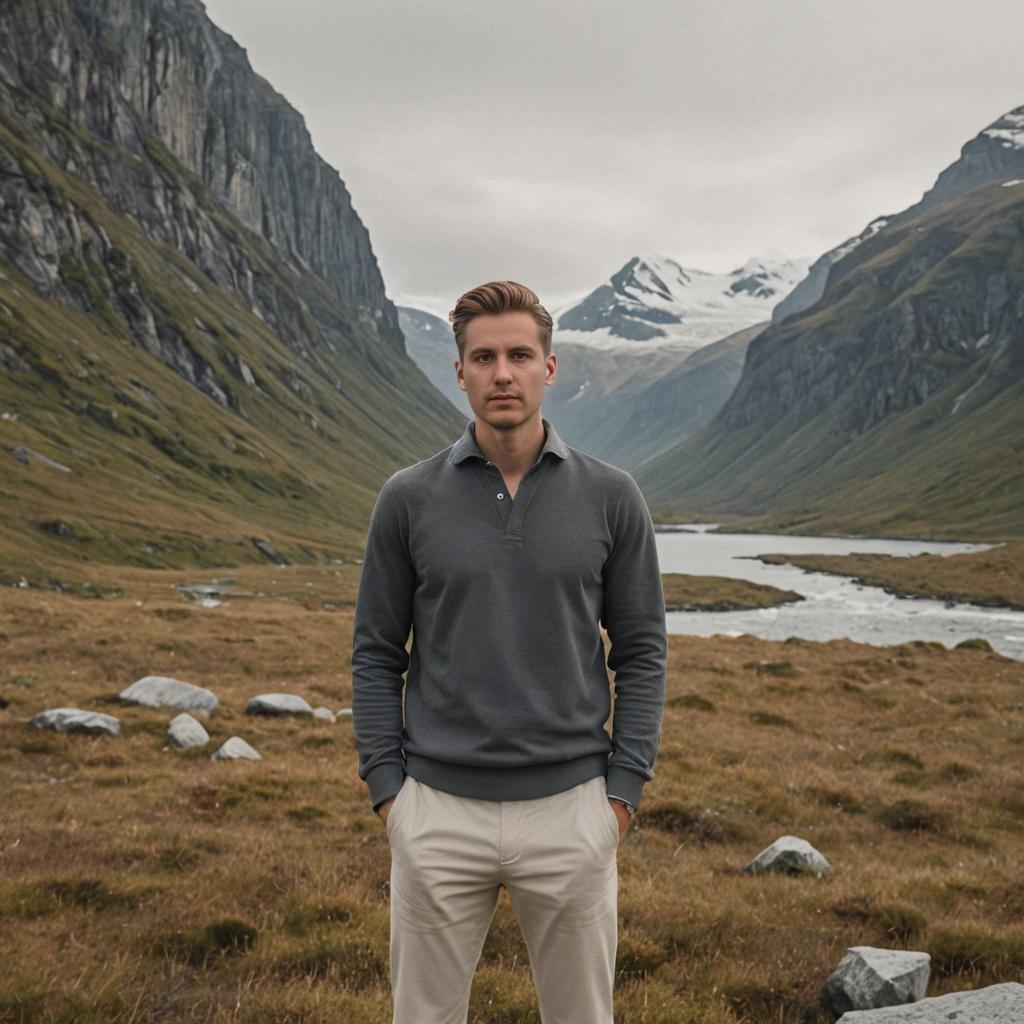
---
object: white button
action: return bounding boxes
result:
[485,460,491,465]
[496,493,504,500]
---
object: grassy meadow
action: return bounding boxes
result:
[757,542,1024,612]
[2,562,1024,1023]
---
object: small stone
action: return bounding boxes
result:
[120,675,219,714]
[743,834,830,875]
[336,707,353,718]
[167,712,210,748]
[210,736,261,761]
[312,706,336,723]
[31,708,121,736]
[824,946,931,1016]
[245,693,313,716]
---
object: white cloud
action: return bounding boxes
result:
[204,0,1024,311]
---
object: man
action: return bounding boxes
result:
[352,280,667,1024]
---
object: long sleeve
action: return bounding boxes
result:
[600,473,667,811]
[351,476,414,811]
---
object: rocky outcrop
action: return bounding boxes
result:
[774,105,1024,324]
[0,0,402,355]
[823,947,930,1016]
[835,982,1024,1022]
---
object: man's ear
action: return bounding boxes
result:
[544,352,557,385]
[455,358,466,391]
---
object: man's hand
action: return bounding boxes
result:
[609,799,630,840]
[377,796,396,826]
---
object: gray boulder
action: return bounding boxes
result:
[824,947,930,1016]
[743,834,830,875]
[210,737,261,761]
[167,712,210,748]
[245,693,313,716]
[120,675,218,714]
[312,706,336,723]
[30,708,121,736]
[836,982,1024,1022]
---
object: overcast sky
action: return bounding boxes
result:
[204,0,1023,318]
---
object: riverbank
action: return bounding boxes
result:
[2,565,1023,1022]
[662,572,802,612]
[756,542,1024,612]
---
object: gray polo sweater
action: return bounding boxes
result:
[351,418,667,813]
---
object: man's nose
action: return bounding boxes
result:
[493,357,514,381]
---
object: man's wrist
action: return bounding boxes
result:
[607,795,636,818]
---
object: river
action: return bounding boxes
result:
[655,524,1024,662]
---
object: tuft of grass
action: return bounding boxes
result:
[280,900,354,937]
[285,804,329,822]
[873,902,929,943]
[928,925,1024,979]
[748,710,797,729]
[269,938,386,989]
[667,693,716,712]
[937,761,981,782]
[954,637,994,652]
[864,747,925,770]
[615,931,670,978]
[152,917,258,967]
[638,802,748,844]
[806,786,865,814]
[876,799,950,833]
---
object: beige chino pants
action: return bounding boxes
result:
[385,773,621,1024]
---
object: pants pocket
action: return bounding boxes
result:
[385,776,411,839]
[598,777,621,844]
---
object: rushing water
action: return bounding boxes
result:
[655,524,1024,662]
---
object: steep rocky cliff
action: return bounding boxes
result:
[0,0,464,582]
[0,0,404,352]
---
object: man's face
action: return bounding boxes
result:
[455,311,557,431]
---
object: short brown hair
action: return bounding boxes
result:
[448,280,553,359]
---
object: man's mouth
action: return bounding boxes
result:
[490,395,517,401]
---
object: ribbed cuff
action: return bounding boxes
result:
[605,765,647,811]
[366,762,405,812]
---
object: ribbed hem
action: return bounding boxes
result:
[366,762,406,812]
[605,764,648,810]
[404,751,610,801]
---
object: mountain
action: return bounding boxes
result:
[636,106,1024,542]
[554,253,808,350]
[397,306,469,416]
[774,104,1024,324]
[543,323,764,470]
[0,0,465,583]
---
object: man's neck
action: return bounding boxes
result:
[472,413,546,478]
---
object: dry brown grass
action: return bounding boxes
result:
[662,573,802,612]
[757,542,1024,610]
[2,561,1024,1022]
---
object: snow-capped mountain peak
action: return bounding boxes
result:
[555,252,809,350]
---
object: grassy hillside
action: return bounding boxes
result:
[2,569,1022,1022]
[0,103,464,588]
